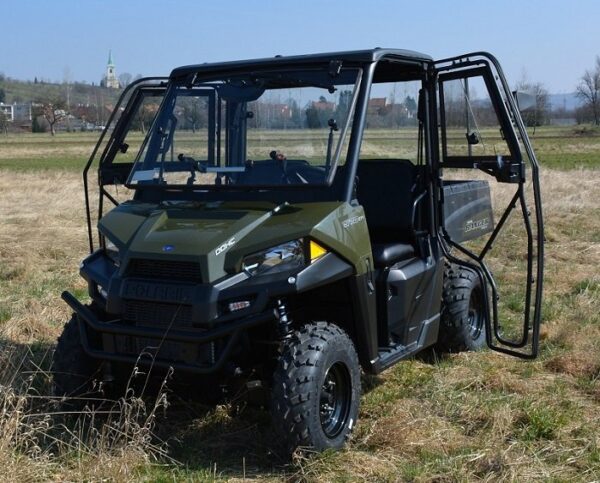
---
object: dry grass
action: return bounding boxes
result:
[0,338,174,481]
[0,164,599,480]
[0,171,88,343]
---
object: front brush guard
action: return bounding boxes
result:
[61,291,274,374]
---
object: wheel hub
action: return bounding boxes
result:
[468,288,484,340]
[319,361,351,438]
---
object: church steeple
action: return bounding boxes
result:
[104,50,119,89]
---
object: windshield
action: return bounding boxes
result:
[127,67,360,189]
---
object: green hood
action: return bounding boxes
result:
[99,200,371,282]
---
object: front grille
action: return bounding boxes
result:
[116,300,215,365]
[123,299,193,328]
[127,259,202,283]
[113,334,215,365]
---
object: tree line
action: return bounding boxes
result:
[576,56,600,125]
[513,56,600,127]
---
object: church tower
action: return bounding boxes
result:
[104,50,119,89]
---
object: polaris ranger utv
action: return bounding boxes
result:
[54,49,544,452]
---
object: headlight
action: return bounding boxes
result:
[242,240,305,277]
[105,238,121,267]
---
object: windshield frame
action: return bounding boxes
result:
[125,66,363,191]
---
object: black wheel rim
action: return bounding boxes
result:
[468,287,484,340]
[319,361,352,439]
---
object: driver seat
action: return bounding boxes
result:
[355,159,417,267]
[371,243,414,267]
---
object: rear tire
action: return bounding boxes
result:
[271,322,361,454]
[437,264,486,353]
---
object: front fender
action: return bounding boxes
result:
[295,252,354,292]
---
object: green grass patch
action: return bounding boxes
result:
[0,156,87,171]
[361,361,437,416]
[0,307,11,324]
[538,152,600,169]
[0,125,598,171]
[517,403,567,441]
[572,278,600,296]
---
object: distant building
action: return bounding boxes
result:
[0,102,32,122]
[311,99,335,111]
[102,50,120,89]
[367,97,387,114]
[0,103,12,121]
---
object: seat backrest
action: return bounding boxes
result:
[355,159,416,243]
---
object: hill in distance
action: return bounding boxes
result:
[0,75,122,107]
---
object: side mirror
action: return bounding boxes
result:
[119,143,129,154]
[512,90,536,112]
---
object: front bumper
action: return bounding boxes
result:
[67,250,353,374]
[62,291,275,374]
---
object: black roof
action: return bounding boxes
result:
[169,48,432,81]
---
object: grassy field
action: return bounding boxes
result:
[0,127,599,481]
[1,125,599,171]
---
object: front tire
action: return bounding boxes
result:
[271,322,361,454]
[437,264,487,353]
[52,314,119,408]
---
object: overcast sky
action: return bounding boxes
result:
[3,0,598,93]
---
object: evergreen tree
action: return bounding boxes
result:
[32,115,45,133]
[0,111,8,134]
[404,96,417,116]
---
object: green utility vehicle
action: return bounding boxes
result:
[54,49,544,452]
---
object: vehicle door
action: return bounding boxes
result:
[433,53,544,358]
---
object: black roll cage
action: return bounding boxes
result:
[86,56,429,250]
[82,51,543,359]
[83,76,169,253]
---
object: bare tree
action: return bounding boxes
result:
[576,56,600,126]
[35,98,67,136]
[515,74,550,134]
[130,103,159,134]
[182,98,206,132]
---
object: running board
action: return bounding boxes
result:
[372,342,415,373]
[370,314,440,373]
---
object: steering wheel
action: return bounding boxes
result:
[177,153,198,185]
